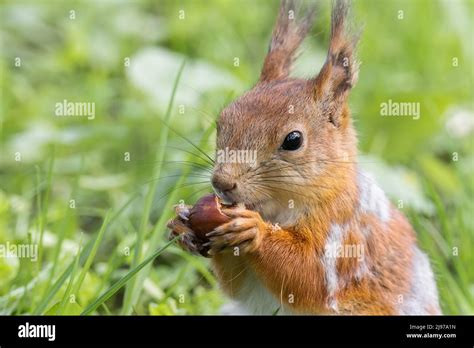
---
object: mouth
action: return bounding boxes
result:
[218,195,235,206]
[213,189,235,205]
[214,190,258,210]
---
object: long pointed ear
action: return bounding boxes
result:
[259,0,315,82]
[314,0,360,127]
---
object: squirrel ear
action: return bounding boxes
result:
[259,0,315,82]
[313,0,360,127]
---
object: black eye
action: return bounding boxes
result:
[281,131,303,151]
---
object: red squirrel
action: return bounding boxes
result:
[167,0,441,315]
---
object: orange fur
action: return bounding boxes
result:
[211,200,417,314]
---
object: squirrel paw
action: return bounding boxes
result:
[173,203,192,220]
[167,216,209,257]
[204,207,266,256]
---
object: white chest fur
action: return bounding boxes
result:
[220,269,294,315]
[398,246,441,314]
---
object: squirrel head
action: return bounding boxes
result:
[212,0,360,225]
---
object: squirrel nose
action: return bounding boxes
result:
[211,175,237,194]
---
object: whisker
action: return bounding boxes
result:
[251,183,315,200]
[154,145,214,167]
[256,167,380,190]
[255,178,332,190]
[160,119,215,165]
[129,159,214,173]
[143,173,211,185]
[153,181,210,205]
[252,186,273,201]
[251,158,378,186]
[223,259,251,287]
[187,106,218,126]
[252,158,355,177]
[158,161,213,173]
[183,185,213,203]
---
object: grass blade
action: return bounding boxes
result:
[70,211,111,303]
[33,195,139,314]
[33,239,94,315]
[36,148,55,270]
[57,237,83,315]
[126,123,215,310]
[121,60,186,314]
[81,236,178,315]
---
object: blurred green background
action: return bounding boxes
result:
[0,0,472,315]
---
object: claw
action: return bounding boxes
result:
[205,230,219,238]
[178,210,189,221]
[174,204,191,221]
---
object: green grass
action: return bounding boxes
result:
[0,0,472,315]
[3,61,221,315]
[121,60,186,315]
[410,172,474,314]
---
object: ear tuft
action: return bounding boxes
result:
[314,0,360,126]
[259,0,316,82]
[328,0,360,89]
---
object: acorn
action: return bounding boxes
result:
[187,194,231,241]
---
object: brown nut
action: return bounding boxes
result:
[187,194,231,241]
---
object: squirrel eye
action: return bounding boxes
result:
[281,131,303,151]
